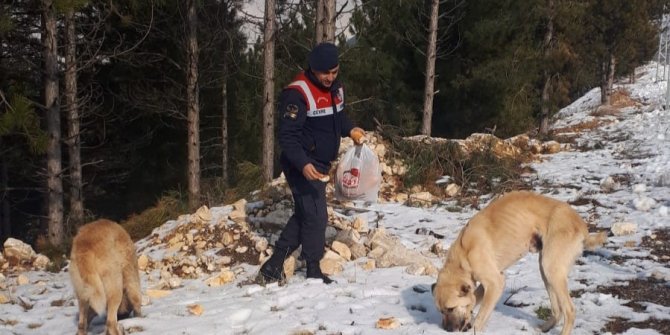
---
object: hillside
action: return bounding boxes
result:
[0,62,669,335]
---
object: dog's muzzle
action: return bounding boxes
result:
[443,317,472,332]
[441,309,473,332]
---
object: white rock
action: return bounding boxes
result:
[351,216,368,233]
[349,243,368,260]
[32,254,50,270]
[632,184,647,193]
[205,269,235,287]
[3,238,36,262]
[319,258,343,275]
[137,254,150,271]
[409,192,432,206]
[331,241,352,261]
[168,277,182,289]
[335,228,360,247]
[542,140,562,154]
[633,196,656,211]
[405,264,426,276]
[254,238,268,253]
[192,205,212,224]
[394,193,408,203]
[610,222,637,236]
[188,304,204,316]
[445,183,461,197]
[376,317,399,329]
[17,274,29,285]
[600,176,620,192]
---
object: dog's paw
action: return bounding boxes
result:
[462,322,473,331]
[540,317,557,332]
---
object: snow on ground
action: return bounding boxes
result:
[1,63,669,335]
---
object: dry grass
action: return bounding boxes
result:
[551,119,607,136]
[201,161,265,206]
[383,130,530,198]
[591,105,621,117]
[550,90,638,139]
[610,89,640,108]
[121,194,188,241]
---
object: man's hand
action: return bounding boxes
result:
[302,163,329,182]
[350,127,366,145]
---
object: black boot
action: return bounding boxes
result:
[258,247,290,284]
[306,261,334,284]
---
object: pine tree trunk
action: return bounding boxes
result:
[600,60,608,104]
[261,0,276,183]
[607,53,616,101]
[540,76,551,136]
[65,8,84,228]
[186,0,201,210]
[601,53,616,105]
[221,55,229,187]
[0,147,10,239]
[539,0,554,137]
[421,0,439,136]
[316,0,335,43]
[315,0,324,44]
[42,0,63,246]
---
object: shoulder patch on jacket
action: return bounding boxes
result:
[283,104,299,120]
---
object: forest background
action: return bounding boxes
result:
[1,0,667,249]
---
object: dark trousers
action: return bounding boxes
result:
[275,155,328,263]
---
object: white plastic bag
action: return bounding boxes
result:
[334,144,382,202]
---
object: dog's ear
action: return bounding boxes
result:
[459,284,471,296]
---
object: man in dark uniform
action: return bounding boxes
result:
[259,42,366,284]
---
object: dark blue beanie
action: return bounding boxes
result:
[308,42,339,71]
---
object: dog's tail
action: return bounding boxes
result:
[71,254,106,314]
[583,231,607,251]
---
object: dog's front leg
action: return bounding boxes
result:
[472,274,505,331]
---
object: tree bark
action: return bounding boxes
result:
[0,144,9,239]
[421,0,439,136]
[64,8,84,227]
[316,0,336,43]
[315,0,324,44]
[221,54,229,186]
[42,0,63,246]
[539,0,554,136]
[261,0,276,183]
[601,53,616,105]
[539,76,552,136]
[186,0,201,210]
[607,53,616,102]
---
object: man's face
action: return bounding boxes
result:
[312,65,339,88]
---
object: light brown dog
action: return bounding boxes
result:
[432,191,606,335]
[69,219,142,335]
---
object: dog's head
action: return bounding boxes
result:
[432,271,475,332]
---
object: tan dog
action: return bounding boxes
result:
[432,191,606,335]
[70,219,142,335]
